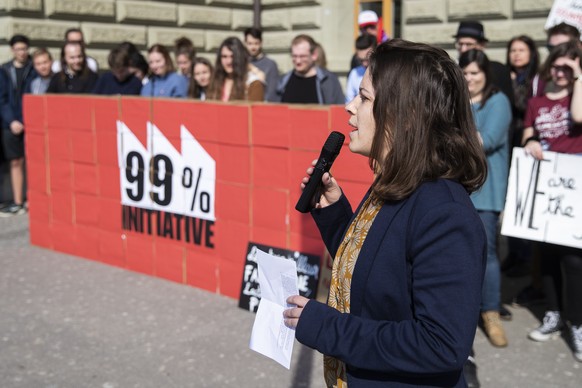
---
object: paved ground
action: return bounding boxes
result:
[1,214,580,388]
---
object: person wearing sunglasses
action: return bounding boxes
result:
[522,41,582,363]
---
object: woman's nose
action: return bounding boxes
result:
[345,96,358,114]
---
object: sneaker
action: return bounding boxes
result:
[481,311,508,347]
[0,203,26,217]
[463,357,480,388]
[528,311,563,342]
[512,285,545,307]
[571,325,582,362]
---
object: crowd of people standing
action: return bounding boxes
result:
[450,19,582,388]
[0,25,346,217]
[1,12,581,388]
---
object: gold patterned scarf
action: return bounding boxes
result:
[323,196,382,388]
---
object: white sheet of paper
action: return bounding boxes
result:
[249,249,299,369]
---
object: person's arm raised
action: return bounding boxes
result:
[568,57,582,123]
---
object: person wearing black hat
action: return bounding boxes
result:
[453,21,514,106]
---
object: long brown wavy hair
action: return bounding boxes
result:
[188,57,214,99]
[367,39,487,201]
[540,40,582,82]
[459,49,499,110]
[207,37,249,101]
[59,41,92,81]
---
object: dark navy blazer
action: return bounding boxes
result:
[296,179,486,387]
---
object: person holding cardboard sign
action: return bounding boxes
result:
[522,41,582,363]
[284,39,488,387]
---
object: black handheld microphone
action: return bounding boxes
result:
[295,131,345,213]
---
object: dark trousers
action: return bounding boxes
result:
[539,243,582,325]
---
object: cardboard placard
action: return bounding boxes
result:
[545,0,582,33]
[501,147,582,248]
[24,95,373,300]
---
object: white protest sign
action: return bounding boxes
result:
[545,0,582,33]
[501,148,582,248]
[249,249,298,369]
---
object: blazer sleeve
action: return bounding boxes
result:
[296,201,486,376]
[310,194,354,258]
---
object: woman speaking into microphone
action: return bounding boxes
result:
[284,39,488,388]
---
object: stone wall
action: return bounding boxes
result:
[402,0,555,62]
[0,0,354,75]
[0,1,558,76]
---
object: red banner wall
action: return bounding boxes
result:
[23,95,374,299]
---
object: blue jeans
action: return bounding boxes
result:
[479,210,500,312]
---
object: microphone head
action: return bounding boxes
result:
[323,131,345,157]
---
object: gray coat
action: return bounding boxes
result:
[275,66,345,105]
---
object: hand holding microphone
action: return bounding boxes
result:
[295,131,344,213]
[299,161,342,209]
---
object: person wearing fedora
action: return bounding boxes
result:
[453,21,514,106]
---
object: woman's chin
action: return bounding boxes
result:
[348,143,363,155]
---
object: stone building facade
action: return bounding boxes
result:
[0,0,559,76]
[403,0,557,62]
[0,0,565,204]
[0,0,354,75]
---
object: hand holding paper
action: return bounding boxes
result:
[283,295,310,329]
[249,249,299,369]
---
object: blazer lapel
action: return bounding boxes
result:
[349,199,407,316]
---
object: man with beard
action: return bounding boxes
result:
[52,28,99,74]
[47,41,98,94]
[276,34,344,105]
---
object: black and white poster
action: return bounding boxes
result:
[501,148,582,249]
[239,242,321,312]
